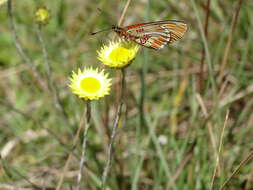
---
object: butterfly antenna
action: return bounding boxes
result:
[91,27,112,35]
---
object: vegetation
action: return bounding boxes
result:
[0,0,253,189]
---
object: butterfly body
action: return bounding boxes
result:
[112,20,187,50]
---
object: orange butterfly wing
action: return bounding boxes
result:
[124,20,187,50]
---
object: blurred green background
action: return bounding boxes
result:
[0,0,253,189]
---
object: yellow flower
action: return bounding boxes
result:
[35,7,50,25]
[97,40,140,68]
[0,0,7,7]
[69,67,111,100]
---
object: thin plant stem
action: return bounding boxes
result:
[210,110,229,190]
[117,0,131,26]
[191,0,216,96]
[139,1,150,129]
[219,0,243,78]
[139,60,147,128]
[7,0,48,92]
[199,0,211,92]
[219,150,253,190]
[101,69,126,190]
[145,117,177,190]
[77,100,91,190]
[36,25,52,87]
[56,106,86,190]
[36,24,69,122]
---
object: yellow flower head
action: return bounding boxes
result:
[69,67,112,100]
[97,40,140,68]
[35,7,50,25]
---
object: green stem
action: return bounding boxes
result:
[36,24,70,123]
[77,101,91,189]
[101,69,126,190]
[7,0,48,91]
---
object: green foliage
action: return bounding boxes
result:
[0,0,253,189]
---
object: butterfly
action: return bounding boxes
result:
[92,20,187,50]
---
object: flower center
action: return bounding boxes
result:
[109,47,130,62]
[36,9,50,22]
[80,77,101,93]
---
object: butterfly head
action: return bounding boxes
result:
[112,26,124,34]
